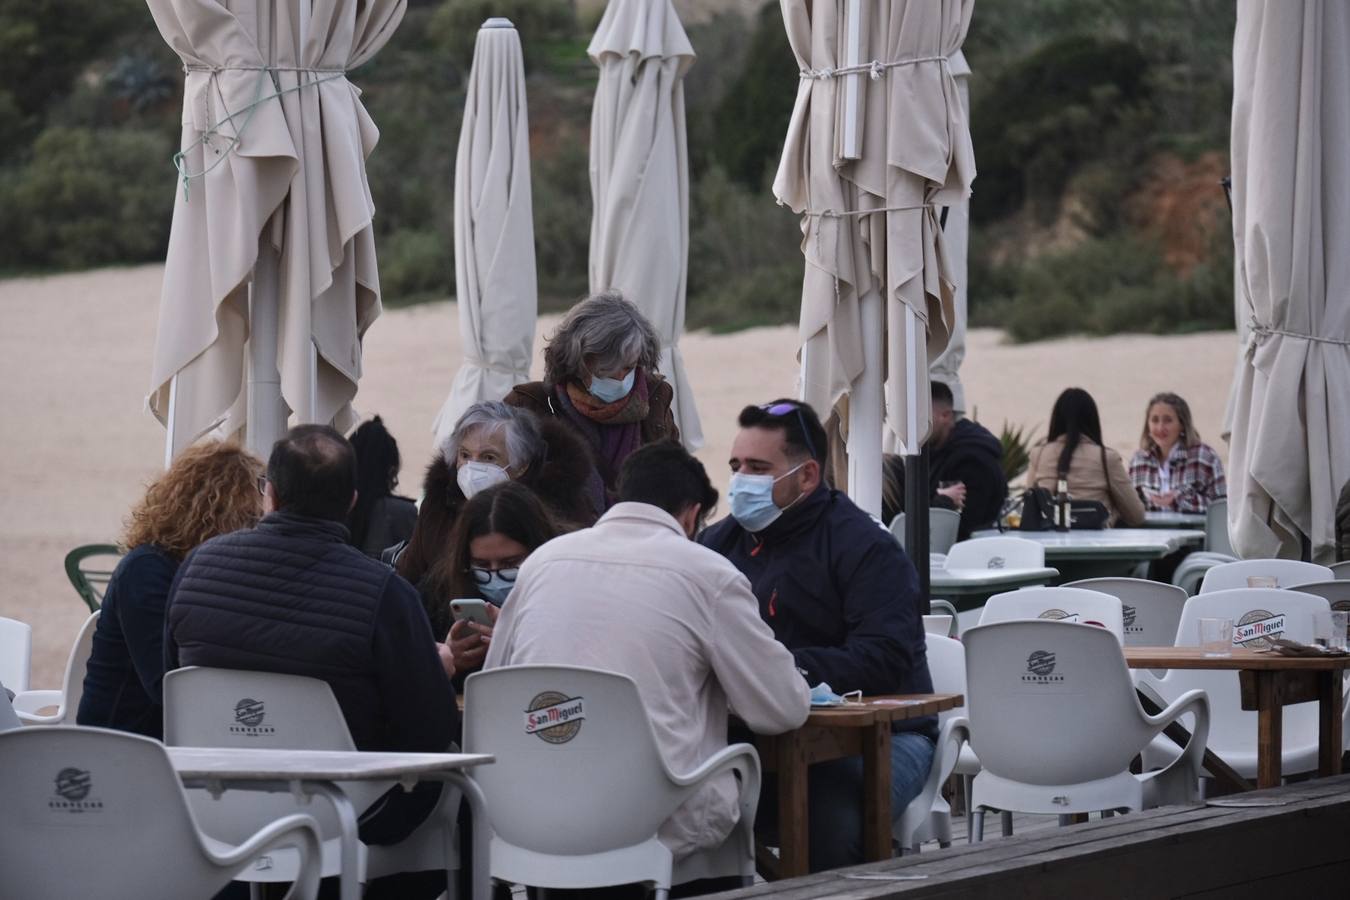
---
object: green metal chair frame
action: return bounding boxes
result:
[64,544,122,613]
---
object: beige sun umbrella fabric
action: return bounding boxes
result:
[928,50,972,414]
[588,0,703,450]
[1224,0,1350,562]
[146,0,404,451]
[433,19,537,447]
[774,0,974,491]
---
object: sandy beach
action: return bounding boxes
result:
[0,264,1240,688]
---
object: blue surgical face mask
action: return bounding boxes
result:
[471,567,518,606]
[727,463,806,533]
[587,368,636,403]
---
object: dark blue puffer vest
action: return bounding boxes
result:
[167,512,415,750]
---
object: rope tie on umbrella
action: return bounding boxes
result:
[1249,320,1350,346]
[171,65,349,201]
[800,54,948,81]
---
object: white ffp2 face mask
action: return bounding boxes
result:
[457,460,510,498]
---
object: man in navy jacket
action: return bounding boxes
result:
[165,425,457,896]
[699,399,935,872]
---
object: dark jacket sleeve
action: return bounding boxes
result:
[792,539,922,696]
[162,551,195,680]
[117,550,178,704]
[372,575,461,751]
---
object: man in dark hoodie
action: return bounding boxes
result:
[927,380,1008,540]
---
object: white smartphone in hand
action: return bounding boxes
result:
[450,598,494,628]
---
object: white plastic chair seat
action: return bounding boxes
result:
[945,536,1046,571]
[0,615,33,693]
[1198,559,1334,593]
[1065,578,1187,647]
[979,587,1126,644]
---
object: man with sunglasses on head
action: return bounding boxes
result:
[699,399,935,873]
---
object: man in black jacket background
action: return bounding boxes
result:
[165,425,458,897]
[699,399,934,873]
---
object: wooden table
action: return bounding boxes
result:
[169,747,495,900]
[753,693,963,880]
[1123,647,1350,789]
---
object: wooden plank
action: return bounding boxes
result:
[712,776,1350,899]
[1239,668,1321,707]
[774,731,811,880]
[1124,646,1350,671]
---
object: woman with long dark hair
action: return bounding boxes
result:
[347,415,417,557]
[418,482,559,677]
[1028,387,1145,526]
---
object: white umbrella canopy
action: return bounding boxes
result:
[587,0,703,450]
[774,0,975,511]
[1224,0,1350,562]
[928,50,972,415]
[146,0,404,455]
[432,18,537,447]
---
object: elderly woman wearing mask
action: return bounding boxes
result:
[391,401,594,591]
[505,290,679,515]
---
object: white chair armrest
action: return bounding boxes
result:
[12,690,64,724]
[893,716,969,847]
[201,812,323,900]
[668,743,761,827]
[1139,688,1209,807]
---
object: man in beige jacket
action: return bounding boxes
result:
[484,440,810,870]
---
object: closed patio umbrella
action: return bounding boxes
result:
[774,0,975,513]
[1224,0,1350,561]
[433,18,537,447]
[146,0,404,459]
[928,50,972,414]
[588,0,703,450]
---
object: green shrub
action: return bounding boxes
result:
[379,227,450,305]
[429,0,579,75]
[0,126,173,269]
[531,132,592,305]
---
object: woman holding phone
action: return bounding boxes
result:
[418,482,559,679]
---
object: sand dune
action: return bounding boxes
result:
[0,264,1239,687]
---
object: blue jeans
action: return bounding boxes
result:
[758,730,936,873]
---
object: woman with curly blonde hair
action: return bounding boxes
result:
[77,442,264,738]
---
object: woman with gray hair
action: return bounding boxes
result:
[391,400,595,590]
[505,291,679,513]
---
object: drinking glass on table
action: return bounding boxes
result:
[1198,617,1233,657]
[1328,611,1348,652]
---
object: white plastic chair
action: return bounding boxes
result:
[1205,499,1234,556]
[1329,561,1350,580]
[945,536,1046,571]
[163,666,460,894]
[0,725,322,900]
[463,665,760,897]
[888,507,964,556]
[12,611,99,724]
[922,614,954,635]
[1065,578,1187,647]
[964,620,1208,840]
[1138,588,1330,779]
[0,615,33,693]
[1293,580,1350,608]
[1198,559,1333,593]
[979,587,1126,644]
[917,635,998,840]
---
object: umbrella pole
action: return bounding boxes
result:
[904,449,932,614]
[247,235,286,457]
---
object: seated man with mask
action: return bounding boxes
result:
[699,399,935,873]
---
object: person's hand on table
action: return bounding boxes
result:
[936,481,967,510]
[1148,490,1178,510]
[448,603,499,673]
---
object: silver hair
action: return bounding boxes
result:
[542,290,661,388]
[440,401,545,473]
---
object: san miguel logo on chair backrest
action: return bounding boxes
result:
[524,691,585,744]
[49,767,102,813]
[1022,649,1065,684]
[230,697,275,736]
[1233,609,1285,650]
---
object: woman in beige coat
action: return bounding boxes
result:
[1029,388,1146,527]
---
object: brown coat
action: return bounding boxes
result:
[1029,437,1146,527]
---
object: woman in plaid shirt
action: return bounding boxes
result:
[1129,392,1227,513]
